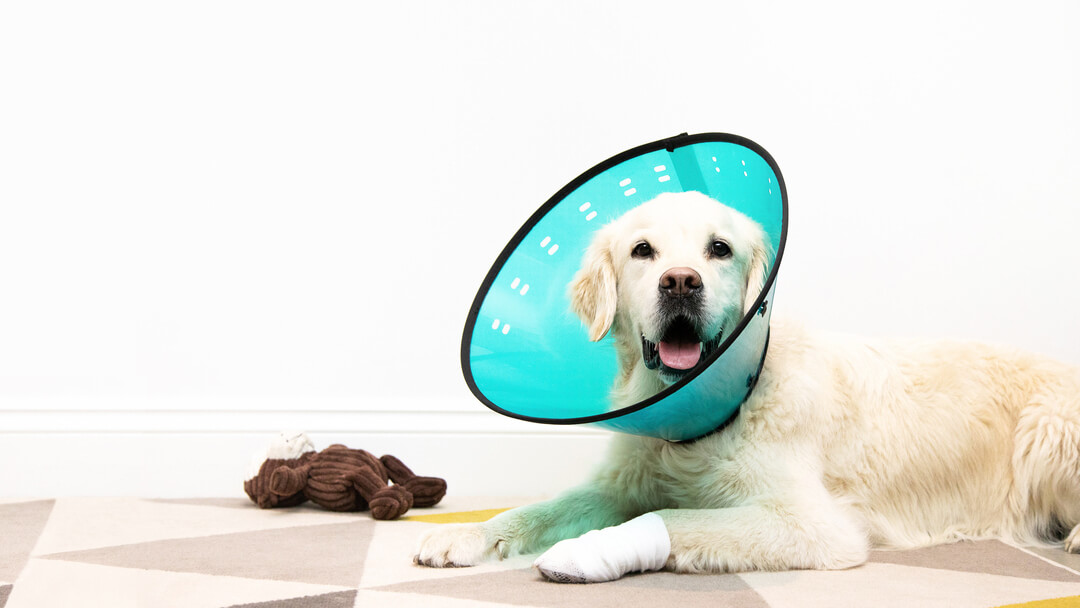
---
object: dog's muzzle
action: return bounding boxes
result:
[641,267,723,377]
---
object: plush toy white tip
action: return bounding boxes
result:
[265,431,315,459]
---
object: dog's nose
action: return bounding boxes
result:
[659,267,702,297]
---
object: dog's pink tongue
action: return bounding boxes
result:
[658,341,701,370]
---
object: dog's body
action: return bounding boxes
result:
[417,192,1080,580]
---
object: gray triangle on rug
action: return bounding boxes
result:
[868,540,1080,582]
[1025,546,1080,575]
[0,500,55,583]
[39,520,375,587]
[374,567,771,608]
[223,589,358,608]
[149,497,259,510]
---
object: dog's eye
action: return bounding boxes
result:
[631,241,654,259]
[709,240,731,258]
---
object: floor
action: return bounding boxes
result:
[4,495,1080,608]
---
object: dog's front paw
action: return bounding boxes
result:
[1066,525,1080,554]
[414,524,502,567]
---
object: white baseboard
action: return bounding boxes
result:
[0,431,613,498]
[1,396,616,498]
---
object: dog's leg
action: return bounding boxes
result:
[414,483,646,568]
[659,499,869,574]
[533,473,868,582]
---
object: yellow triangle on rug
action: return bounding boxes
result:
[993,595,1080,608]
[402,508,510,524]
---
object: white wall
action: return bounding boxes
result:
[1,0,1078,497]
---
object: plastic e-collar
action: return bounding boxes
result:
[461,133,787,442]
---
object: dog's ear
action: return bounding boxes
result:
[743,232,772,314]
[568,236,617,341]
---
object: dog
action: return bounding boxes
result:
[415,190,1080,583]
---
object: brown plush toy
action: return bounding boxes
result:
[244,432,447,520]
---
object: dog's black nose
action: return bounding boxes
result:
[659,267,702,297]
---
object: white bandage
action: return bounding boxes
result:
[533,513,671,583]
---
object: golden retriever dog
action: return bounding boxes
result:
[416,191,1080,583]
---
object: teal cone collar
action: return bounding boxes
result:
[461,133,788,441]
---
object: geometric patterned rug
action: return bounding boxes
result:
[5,496,1080,608]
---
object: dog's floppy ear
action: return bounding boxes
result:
[743,232,772,314]
[568,235,617,341]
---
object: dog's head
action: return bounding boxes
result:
[569,191,771,386]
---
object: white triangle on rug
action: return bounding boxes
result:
[740,561,1080,608]
[358,519,536,588]
[33,497,365,555]
[6,559,351,608]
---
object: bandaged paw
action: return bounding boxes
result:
[533,513,671,583]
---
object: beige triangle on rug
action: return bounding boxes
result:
[0,499,48,506]
[6,559,351,608]
[353,589,523,608]
[357,519,536,589]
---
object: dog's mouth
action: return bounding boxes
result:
[641,316,723,378]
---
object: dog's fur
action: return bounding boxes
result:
[416,191,1080,575]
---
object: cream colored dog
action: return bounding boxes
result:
[416,191,1080,583]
